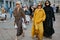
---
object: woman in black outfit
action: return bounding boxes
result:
[43,1,55,39]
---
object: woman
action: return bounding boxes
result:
[23,5,30,24]
[29,6,33,19]
[1,7,7,21]
[31,3,46,40]
[43,1,55,39]
[13,1,26,40]
[9,8,13,19]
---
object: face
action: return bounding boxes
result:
[46,1,49,6]
[16,4,20,8]
[38,4,42,9]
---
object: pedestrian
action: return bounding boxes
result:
[29,6,33,19]
[9,8,13,19]
[52,4,56,13]
[32,5,36,13]
[31,2,46,40]
[43,0,55,39]
[56,5,59,13]
[13,1,26,40]
[1,7,7,21]
[1,7,6,14]
[23,5,30,24]
[29,5,36,20]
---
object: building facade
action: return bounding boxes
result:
[3,0,16,9]
[0,0,60,9]
[2,0,33,9]
[0,0,3,8]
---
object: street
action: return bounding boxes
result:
[0,13,60,40]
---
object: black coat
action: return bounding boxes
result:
[43,6,55,37]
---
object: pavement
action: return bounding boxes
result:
[0,13,60,40]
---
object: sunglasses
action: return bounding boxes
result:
[38,5,42,6]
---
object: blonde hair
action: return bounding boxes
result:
[16,1,21,5]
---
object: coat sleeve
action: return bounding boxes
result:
[32,9,37,22]
[21,9,26,21]
[13,8,17,17]
[42,10,46,21]
[51,7,55,21]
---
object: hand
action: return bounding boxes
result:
[52,18,55,21]
[24,21,27,24]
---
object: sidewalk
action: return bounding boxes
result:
[0,13,60,40]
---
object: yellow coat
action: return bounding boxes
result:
[32,8,46,40]
[33,8,46,24]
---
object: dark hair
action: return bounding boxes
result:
[45,0,51,6]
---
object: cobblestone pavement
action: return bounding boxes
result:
[0,13,60,40]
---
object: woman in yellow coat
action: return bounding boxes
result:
[31,3,46,40]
